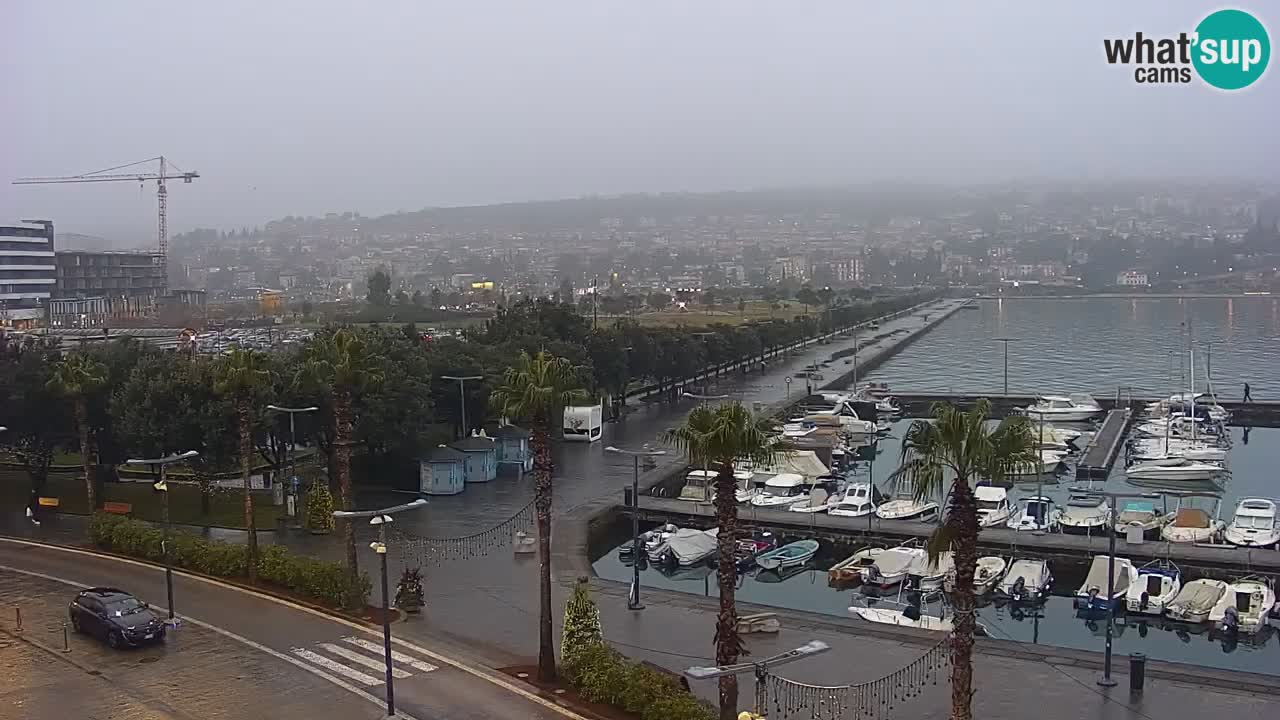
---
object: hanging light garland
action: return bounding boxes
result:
[389,498,536,567]
[765,635,952,720]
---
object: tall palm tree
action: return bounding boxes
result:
[297,328,383,584]
[490,350,587,683]
[48,353,106,514]
[214,349,271,581]
[891,400,1036,720]
[663,402,783,720]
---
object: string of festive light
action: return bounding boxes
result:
[389,498,536,566]
[765,635,951,720]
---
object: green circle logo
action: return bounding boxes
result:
[1192,9,1270,90]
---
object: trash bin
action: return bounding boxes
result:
[1129,653,1146,693]
[623,486,635,508]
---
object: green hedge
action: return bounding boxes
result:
[563,644,716,720]
[89,512,370,609]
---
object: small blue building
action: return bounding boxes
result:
[451,433,498,483]
[419,446,467,495]
[493,425,532,475]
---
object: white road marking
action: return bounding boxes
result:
[291,647,385,686]
[343,636,438,673]
[0,563,421,720]
[318,642,412,678]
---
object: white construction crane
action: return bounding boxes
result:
[13,156,199,280]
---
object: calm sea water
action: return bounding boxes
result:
[864,297,1280,399]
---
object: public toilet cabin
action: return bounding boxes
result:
[451,432,499,483]
[493,424,532,474]
[419,446,466,496]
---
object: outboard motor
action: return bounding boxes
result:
[1139,592,1150,611]
[1222,605,1239,635]
[1010,576,1027,603]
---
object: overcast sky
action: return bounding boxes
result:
[2,1,1276,242]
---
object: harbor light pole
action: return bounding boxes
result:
[685,641,830,716]
[994,337,1019,396]
[333,499,428,718]
[267,404,319,521]
[606,445,666,610]
[1088,490,1160,687]
[441,375,483,438]
[124,450,199,626]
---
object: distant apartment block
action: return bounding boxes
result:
[1,221,56,327]
[1116,270,1150,287]
[51,249,167,325]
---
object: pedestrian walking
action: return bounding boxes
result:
[1243,382,1253,403]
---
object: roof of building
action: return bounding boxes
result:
[451,435,497,452]
[424,446,467,463]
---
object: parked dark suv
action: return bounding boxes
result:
[68,587,166,648]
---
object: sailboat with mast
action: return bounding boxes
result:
[1126,345,1227,482]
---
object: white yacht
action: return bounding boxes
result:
[1209,577,1277,634]
[1023,394,1104,423]
[994,558,1052,603]
[1161,503,1225,544]
[875,480,940,521]
[1224,498,1280,548]
[1112,500,1174,539]
[788,484,838,514]
[848,592,960,633]
[1059,492,1111,535]
[1075,555,1138,612]
[859,546,922,588]
[1008,449,1068,476]
[1166,579,1230,623]
[975,486,1016,528]
[1007,496,1061,532]
[828,482,881,518]
[1124,560,1181,616]
[1128,439,1228,463]
[1029,423,1083,451]
[734,470,767,504]
[1125,458,1222,482]
[750,473,812,509]
[678,470,716,502]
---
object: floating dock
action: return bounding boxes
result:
[633,496,1280,576]
[1074,409,1131,481]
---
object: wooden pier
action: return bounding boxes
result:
[632,497,1280,576]
[1074,409,1131,481]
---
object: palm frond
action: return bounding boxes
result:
[925,522,959,563]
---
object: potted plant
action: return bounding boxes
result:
[306,482,335,535]
[395,567,425,613]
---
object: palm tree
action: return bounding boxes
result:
[490,350,587,683]
[663,402,783,720]
[48,353,106,513]
[214,349,271,581]
[891,400,1036,720]
[297,329,383,584]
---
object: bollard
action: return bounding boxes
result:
[62,622,70,652]
[14,607,21,633]
[1129,653,1146,694]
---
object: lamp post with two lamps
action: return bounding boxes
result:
[332,498,428,718]
[124,450,199,626]
[266,404,318,521]
[605,445,665,610]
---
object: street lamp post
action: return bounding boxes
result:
[606,445,666,610]
[267,404,319,521]
[994,337,1019,396]
[125,450,199,626]
[684,641,831,715]
[333,499,428,718]
[441,375,483,439]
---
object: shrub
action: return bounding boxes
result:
[561,577,603,666]
[561,640,714,720]
[394,567,425,611]
[306,482,335,532]
[88,512,368,609]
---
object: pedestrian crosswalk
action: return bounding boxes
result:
[290,636,438,686]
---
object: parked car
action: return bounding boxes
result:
[68,587,166,648]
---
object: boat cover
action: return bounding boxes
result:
[909,551,954,577]
[761,451,830,480]
[1170,581,1222,615]
[796,488,831,509]
[1174,508,1210,529]
[1000,559,1047,592]
[873,548,919,577]
[1080,556,1131,595]
[666,529,718,564]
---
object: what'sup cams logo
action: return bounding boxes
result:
[1104,8,1270,89]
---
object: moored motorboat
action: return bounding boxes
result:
[1006,496,1061,533]
[1112,500,1174,539]
[1161,505,1225,544]
[659,528,719,567]
[860,546,921,588]
[1209,577,1277,635]
[1023,394,1104,423]
[945,556,1008,595]
[1124,560,1181,615]
[1125,457,1223,482]
[908,552,954,592]
[827,546,883,586]
[1223,498,1280,548]
[1166,579,1229,623]
[1075,555,1138,613]
[755,539,820,571]
[750,473,811,508]
[875,480,939,521]
[734,530,779,571]
[1008,449,1068,476]
[994,558,1052,603]
[644,523,679,561]
[975,486,1016,528]
[1059,491,1110,535]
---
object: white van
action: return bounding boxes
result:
[563,404,603,442]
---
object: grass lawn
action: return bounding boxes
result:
[1,470,283,529]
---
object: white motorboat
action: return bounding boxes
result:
[750,473,811,508]
[975,486,1016,528]
[945,556,1008,596]
[789,485,838,514]
[1008,449,1068,476]
[1059,492,1111,535]
[1224,498,1280,548]
[1166,579,1230,623]
[828,546,883,585]
[1124,560,1181,615]
[679,470,716,502]
[735,470,767,503]
[1024,394,1104,423]
[860,546,921,588]
[848,604,956,633]
[1134,416,1224,441]
[875,493,940,522]
[993,558,1052,603]
[1209,577,1277,634]
[644,524,679,561]
[1029,423,1083,451]
[1128,439,1228,463]
[1112,500,1174,539]
[828,482,881,518]
[1075,555,1138,612]
[662,528,719,567]
[1007,496,1061,533]
[908,552,954,592]
[1125,458,1222,482]
[1161,505,1225,544]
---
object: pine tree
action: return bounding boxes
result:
[561,576,603,665]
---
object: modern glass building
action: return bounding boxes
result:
[0,221,56,327]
